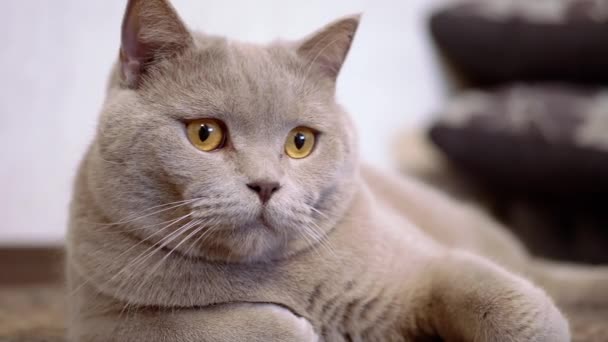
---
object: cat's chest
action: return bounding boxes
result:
[261,204,434,341]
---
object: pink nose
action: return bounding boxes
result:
[247,181,281,203]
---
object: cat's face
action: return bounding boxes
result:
[89,0,360,262]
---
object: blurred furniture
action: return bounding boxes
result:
[413,0,608,264]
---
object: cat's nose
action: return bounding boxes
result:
[247,181,281,204]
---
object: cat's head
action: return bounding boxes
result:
[89,0,360,262]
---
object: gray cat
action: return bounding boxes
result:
[66,0,608,341]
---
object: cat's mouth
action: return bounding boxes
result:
[210,208,277,232]
[256,212,275,231]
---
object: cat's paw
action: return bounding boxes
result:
[430,251,570,342]
[262,304,319,342]
[478,288,570,342]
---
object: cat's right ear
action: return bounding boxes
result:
[296,15,361,83]
[119,0,193,89]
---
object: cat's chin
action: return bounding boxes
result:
[176,220,287,263]
[244,216,276,232]
[178,216,323,263]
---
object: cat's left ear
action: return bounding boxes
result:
[296,14,361,82]
[119,0,193,88]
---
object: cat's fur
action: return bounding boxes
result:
[66,0,608,341]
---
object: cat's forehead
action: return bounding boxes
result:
[140,33,334,128]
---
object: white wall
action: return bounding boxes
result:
[0,0,445,245]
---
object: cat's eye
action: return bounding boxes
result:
[187,119,226,152]
[285,127,316,159]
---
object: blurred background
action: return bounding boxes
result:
[2,0,608,265]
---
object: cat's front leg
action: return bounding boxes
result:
[423,250,570,342]
[69,302,318,342]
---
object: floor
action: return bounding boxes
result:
[0,248,65,341]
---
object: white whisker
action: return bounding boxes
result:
[107,218,199,293]
[115,213,194,260]
[134,220,206,294]
[96,198,199,227]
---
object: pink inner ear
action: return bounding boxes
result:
[120,19,140,87]
[120,53,142,89]
[120,14,154,88]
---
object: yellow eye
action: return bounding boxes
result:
[285,127,316,159]
[187,119,226,152]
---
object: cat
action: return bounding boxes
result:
[66,0,608,341]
